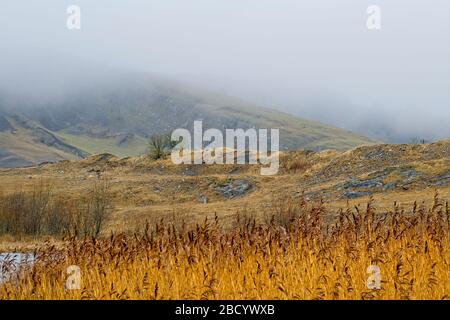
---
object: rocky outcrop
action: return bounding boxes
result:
[32,127,89,158]
[0,113,12,132]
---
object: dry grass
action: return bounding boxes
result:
[0,180,111,238]
[1,194,449,300]
[1,142,450,237]
[1,142,450,299]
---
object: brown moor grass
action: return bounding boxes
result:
[1,194,449,300]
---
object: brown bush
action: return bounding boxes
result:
[0,180,112,237]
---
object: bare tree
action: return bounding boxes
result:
[147,133,174,160]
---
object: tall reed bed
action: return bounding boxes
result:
[1,194,449,299]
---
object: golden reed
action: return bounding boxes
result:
[1,194,449,300]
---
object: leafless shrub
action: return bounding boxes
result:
[147,133,174,160]
[0,180,112,237]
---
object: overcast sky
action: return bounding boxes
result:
[1,0,449,142]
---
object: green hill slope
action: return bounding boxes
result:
[0,75,376,167]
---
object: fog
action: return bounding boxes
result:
[1,0,449,143]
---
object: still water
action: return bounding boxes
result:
[0,253,35,284]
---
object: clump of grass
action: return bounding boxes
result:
[285,159,310,173]
[0,193,449,300]
[281,151,314,173]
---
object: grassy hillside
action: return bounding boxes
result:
[0,75,376,167]
[56,132,147,158]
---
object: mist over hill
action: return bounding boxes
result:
[2,1,449,151]
[0,68,376,167]
[1,0,448,167]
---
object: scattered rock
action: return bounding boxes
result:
[183,167,197,176]
[382,182,397,191]
[431,172,450,187]
[199,195,208,204]
[340,177,384,190]
[398,167,422,182]
[364,149,393,161]
[87,166,102,178]
[343,191,372,199]
[216,179,253,199]
[336,166,423,195]
[95,153,115,162]
[87,166,102,173]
